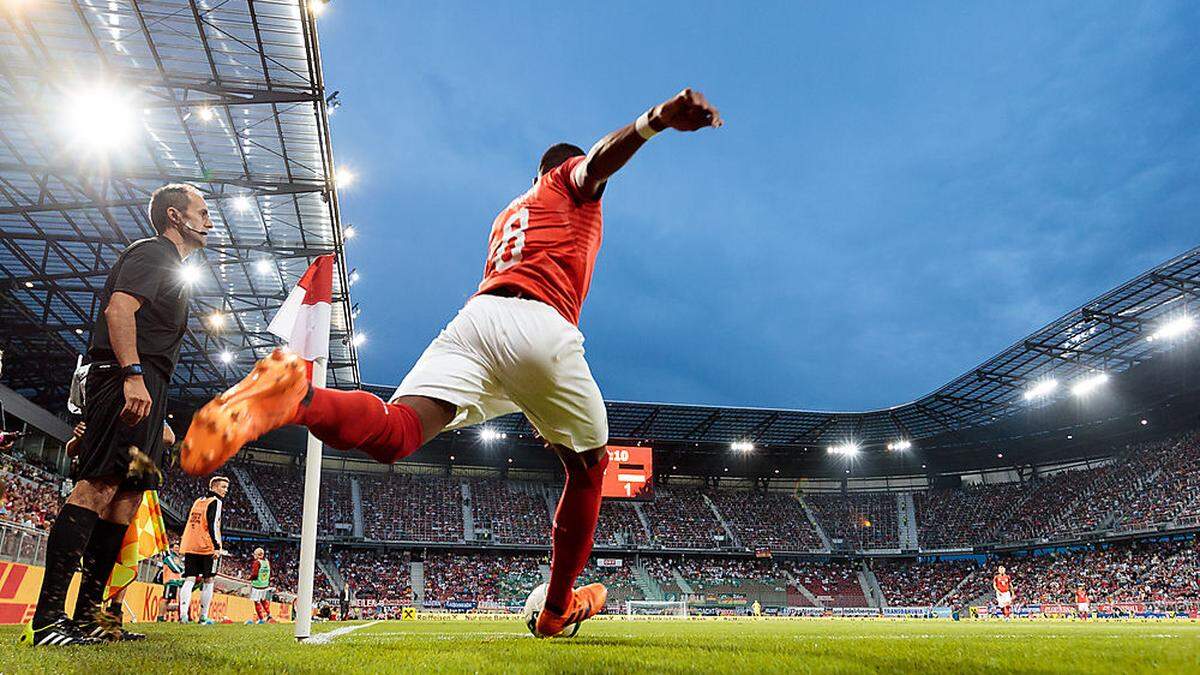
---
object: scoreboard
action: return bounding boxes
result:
[602,445,653,500]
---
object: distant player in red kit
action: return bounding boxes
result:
[182,89,722,637]
[1074,585,1089,619]
[993,566,1014,618]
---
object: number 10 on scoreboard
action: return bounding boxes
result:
[601,445,654,500]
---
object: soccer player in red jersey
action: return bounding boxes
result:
[1074,585,1090,620]
[182,88,722,637]
[993,566,1014,618]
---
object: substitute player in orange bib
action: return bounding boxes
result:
[993,566,1014,619]
[182,88,721,637]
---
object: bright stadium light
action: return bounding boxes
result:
[179,263,202,285]
[1147,315,1195,342]
[310,0,329,16]
[218,350,233,364]
[197,106,215,122]
[348,268,360,286]
[827,442,860,457]
[351,332,366,347]
[63,85,137,152]
[254,258,273,275]
[1022,378,1058,401]
[480,428,505,442]
[1070,372,1109,397]
[886,440,912,452]
[232,195,252,212]
[730,441,755,452]
[343,225,357,240]
[207,312,226,329]
[334,167,355,189]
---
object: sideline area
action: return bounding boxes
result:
[2,618,1198,673]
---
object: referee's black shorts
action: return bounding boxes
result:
[183,553,219,578]
[73,362,170,492]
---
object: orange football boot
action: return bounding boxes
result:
[180,349,309,475]
[535,583,607,638]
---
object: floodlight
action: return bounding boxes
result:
[343,226,357,240]
[730,441,755,452]
[1022,379,1058,400]
[827,442,860,456]
[1070,372,1108,397]
[232,195,252,212]
[1147,315,1195,342]
[207,312,226,329]
[254,258,273,275]
[351,333,366,347]
[64,85,137,152]
[218,350,233,364]
[334,167,355,189]
[179,263,202,285]
[886,440,912,452]
[198,106,215,122]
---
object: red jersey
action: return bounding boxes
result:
[993,574,1011,593]
[476,156,603,325]
[1075,590,1088,603]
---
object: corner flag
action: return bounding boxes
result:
[267,254,335,364]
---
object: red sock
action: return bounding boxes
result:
[254,600,265,620]
[545,453,609,616]
[293,388,424,463]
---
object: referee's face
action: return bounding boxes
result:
[179,191,213,249]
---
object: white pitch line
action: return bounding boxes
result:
[302,620,382,645]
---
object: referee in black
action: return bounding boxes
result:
[24,183,212,646]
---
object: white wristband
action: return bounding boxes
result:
[635,110,658,140]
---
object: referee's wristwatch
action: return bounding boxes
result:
[120,363,144,379]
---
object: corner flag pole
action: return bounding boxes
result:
[265,253,336,641]
[294,356,326,641]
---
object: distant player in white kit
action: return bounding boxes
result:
[182,88,722,637]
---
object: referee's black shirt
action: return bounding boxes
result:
[88,235,190,377]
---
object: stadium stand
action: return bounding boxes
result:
[641,486,727,549]
[359,473,463,543]
[807,492,900,550]
[471,479,550,545]
[871,559,977,606]
[594,501,651,548]
[707,489,824,552]
[0,454,63,530]
[335,549,413,604]
[422,551,543,605]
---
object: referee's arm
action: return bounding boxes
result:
[104,291,153,425]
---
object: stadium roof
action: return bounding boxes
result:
[367,244,1200,454]
[0,0,357,408]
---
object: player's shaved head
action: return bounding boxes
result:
[539,143,585,176]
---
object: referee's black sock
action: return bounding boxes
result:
[31,503,98,629]
[72,518,129,624]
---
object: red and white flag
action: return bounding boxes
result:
[268,255,334,366]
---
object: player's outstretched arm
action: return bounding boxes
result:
[573,88,722,200]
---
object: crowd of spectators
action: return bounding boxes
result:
[871,558,976,606]
[641,487,727,549]
[972,538,1200,605]
[706,489,824,552]
[914,482,1026,549]
[359,473,464,542]
[807,492,899,550]
[336,548,412,604]
[0,454,63,530]
[594,501,650,548]
[471,479,549,545]
[422,551,543,605]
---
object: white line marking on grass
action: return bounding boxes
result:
[303,620,382,645]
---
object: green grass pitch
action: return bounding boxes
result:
[3,618,1199,673]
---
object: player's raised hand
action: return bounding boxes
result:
[653,88,723,132]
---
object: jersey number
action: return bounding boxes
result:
[492,208,528,272]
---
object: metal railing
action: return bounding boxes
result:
[0,519,48,566]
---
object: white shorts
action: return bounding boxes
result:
[250,586,272,602]
[1077,602,1089,613]
[391,295,608,452]
[996,591,1012,607]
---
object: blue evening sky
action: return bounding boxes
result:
[316,1,1199,411]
